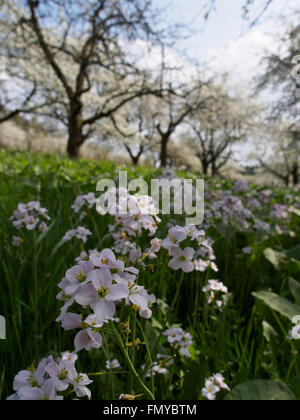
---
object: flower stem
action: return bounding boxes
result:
[136,318,155,399]
[33,232,39,361]
[170,270,185,313]
[110,321,155,400]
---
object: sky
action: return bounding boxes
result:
[152,0,296,85]
[148,0,297,166]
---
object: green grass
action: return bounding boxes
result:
[0,149,299,400]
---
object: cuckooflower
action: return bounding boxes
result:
[45,360,76,391]
[202,280,228,307]
[163,327,193,357]
[162,226,187,250]
[62,226,92,243]
[106,359,121,370]
[60,313,83,331]
[61,260,94,296]
[201,374,230,400]
[163,328,184,344]
[69,372,93,399]
[75,269,128,319]
[290,324,300,340]
[74,328,103,352]
[213,373,230,391]
[168,247,195,273]
[91,248,125,271]
[242,246,253,255]
[201,379,220,401]
[12,236,24,247]
[7,353,92,400]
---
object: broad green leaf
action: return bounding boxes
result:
[289,277,300,305]
[286,244,300,262]
[225,380,296,400]
[263,248,286,270]
[262,321,278,342]
[252,291,300,321]
[289,377,300,400]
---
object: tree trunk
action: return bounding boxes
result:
[67,132,81,158]
[202,160,209,175]
[211,159,217,176]
[160,136,169,168]
[292,162,299,186]
[132,156,140,166]
[67,108,83,158]
[125,145,143,166]
[284,176,290,187]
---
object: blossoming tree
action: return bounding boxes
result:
[0,0,174,158]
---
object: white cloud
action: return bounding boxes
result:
[130,25,283,92]
[128,39,199,86]
[205,28,276,86]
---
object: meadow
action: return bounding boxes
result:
[0,149,300,401]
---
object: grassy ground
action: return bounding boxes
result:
[0,149,299,400]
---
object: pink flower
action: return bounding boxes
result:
[163,327,184,344]
[7,352,92,400]
[151,238,161,253]
[129,247,142,263]
[74,328,103,352]
[24,215,39,230]
[39,222,48,232]
[75,269,128,319]
[91,249,124,271]
[45,360,75,391]
[17,379,59,400]
[62,227,92,243]
[168,247,195,273]
[61,260,94,296]
[162,226,187,250]
[12,236,23,247]
[126,284,151,315]
[69,372,93,399]
[60,313,83,331]
[242,247,253,255]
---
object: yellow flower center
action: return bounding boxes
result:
[98,286,109,298]
[75,270,86,283]
[28,376,38,387]
[58,368,68,381]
